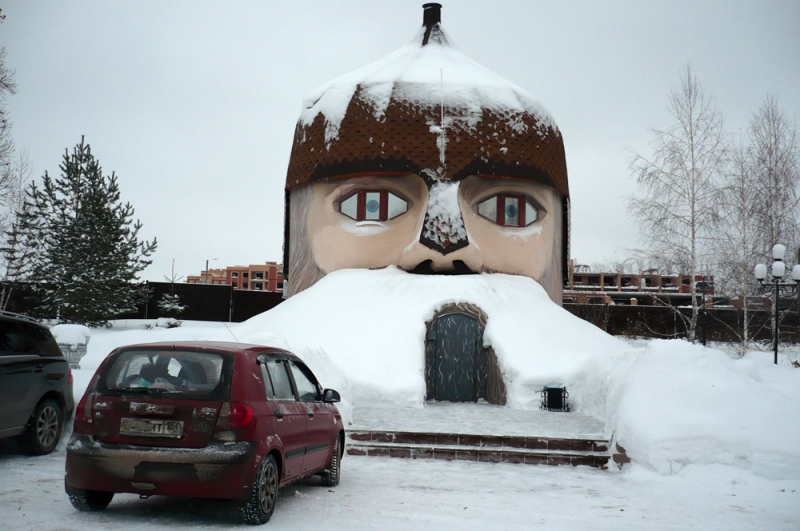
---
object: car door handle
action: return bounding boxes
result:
[307,410,314,418]
[274,409,284,419]
[35,364,45,373]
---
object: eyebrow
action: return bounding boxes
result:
[308,157,422,184]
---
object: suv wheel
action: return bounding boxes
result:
[320,435,342,487]
[23,398,63,455]
[68,488,114,511]
[240,454,279,525]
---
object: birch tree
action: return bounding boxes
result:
[627,65,728,341]
[749,96,800,261]
[0,39,29,311]
[0,47,17,196]
[711,137,761,353]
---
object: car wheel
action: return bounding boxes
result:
[240,454,279,525]
[320,435,342,487]
[68,489,114,511]
[23,398,63,455]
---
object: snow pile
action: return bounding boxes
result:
[70,268,800,480]
[234,268,800,479]
[573,339,800,479]
[235,267,625,409]
[299,24,557,147]
[50,324,91,346]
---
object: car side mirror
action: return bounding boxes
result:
[323,388,341,403]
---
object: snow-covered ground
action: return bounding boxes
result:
[1,445,798,530]
[1,268,800,528]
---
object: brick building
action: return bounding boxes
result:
[564,261,715,306]
[186,262,284,293]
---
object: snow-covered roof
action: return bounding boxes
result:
[286,5,569,198]
[298,25,557,142]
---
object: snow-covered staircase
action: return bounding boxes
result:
[346,430,611,467]
[345,403,615,468]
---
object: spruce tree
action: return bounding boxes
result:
[13,137,156,326]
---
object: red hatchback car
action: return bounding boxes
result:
[65,341,344,525]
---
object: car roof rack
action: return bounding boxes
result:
[0,310,44,325]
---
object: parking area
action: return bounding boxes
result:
[1,438,798,531]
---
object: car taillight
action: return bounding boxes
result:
[73,393,94,434]
[217,402,254,429]
[68,369,74,384]
[72,373,101,434]
[212,402,254,442]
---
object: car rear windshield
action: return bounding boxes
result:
[99,349,232,400]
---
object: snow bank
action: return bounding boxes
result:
[235,267,625,409]
[71,269,800,480]
[573,340,800,479]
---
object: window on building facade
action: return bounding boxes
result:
[339,190,408,222]
[254,272,264,280]
[232,272,238,278]
[232,281,238,288]
[243,282,248,289]
[243,272,249,279]
[254,282,263,290]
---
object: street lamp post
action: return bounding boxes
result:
[754,244,800,365]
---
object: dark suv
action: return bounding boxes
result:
[0,311,74,454]
[65,341,345,525]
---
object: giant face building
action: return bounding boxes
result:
[283,3,569,305]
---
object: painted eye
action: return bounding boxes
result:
[339,190,408,221]
[477,194,539,227]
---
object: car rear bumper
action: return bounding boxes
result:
[65,433,259,500]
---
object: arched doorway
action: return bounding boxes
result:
[424,304,506,405]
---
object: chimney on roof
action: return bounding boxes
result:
[421,3,445,46]
[422,3,442,26]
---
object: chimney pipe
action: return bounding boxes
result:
[422,3,442,26]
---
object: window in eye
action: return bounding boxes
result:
[477,194,539,227]
[339,190,408,221]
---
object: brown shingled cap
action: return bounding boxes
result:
[286,4,568,199]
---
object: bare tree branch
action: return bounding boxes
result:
[626,64,729,341]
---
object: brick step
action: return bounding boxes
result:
[346,430,611,468]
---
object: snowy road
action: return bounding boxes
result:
[1,442,798,530]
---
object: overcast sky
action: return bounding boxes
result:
[1,0,798,281]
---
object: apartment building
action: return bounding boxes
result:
[186,262,284,293]
[564,262,714,306]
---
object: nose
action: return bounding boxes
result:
[398,239,483,274]
[418,181,470,254]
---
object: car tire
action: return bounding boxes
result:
[320,435,342,487]
[23,398,63,455]
[68,489,114,511]
[240,454,279,525]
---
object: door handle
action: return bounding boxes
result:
[35,364,45,373]
[274,409,284,419]
[307,410,314,418]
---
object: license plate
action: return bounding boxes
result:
[120,417,184,438]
